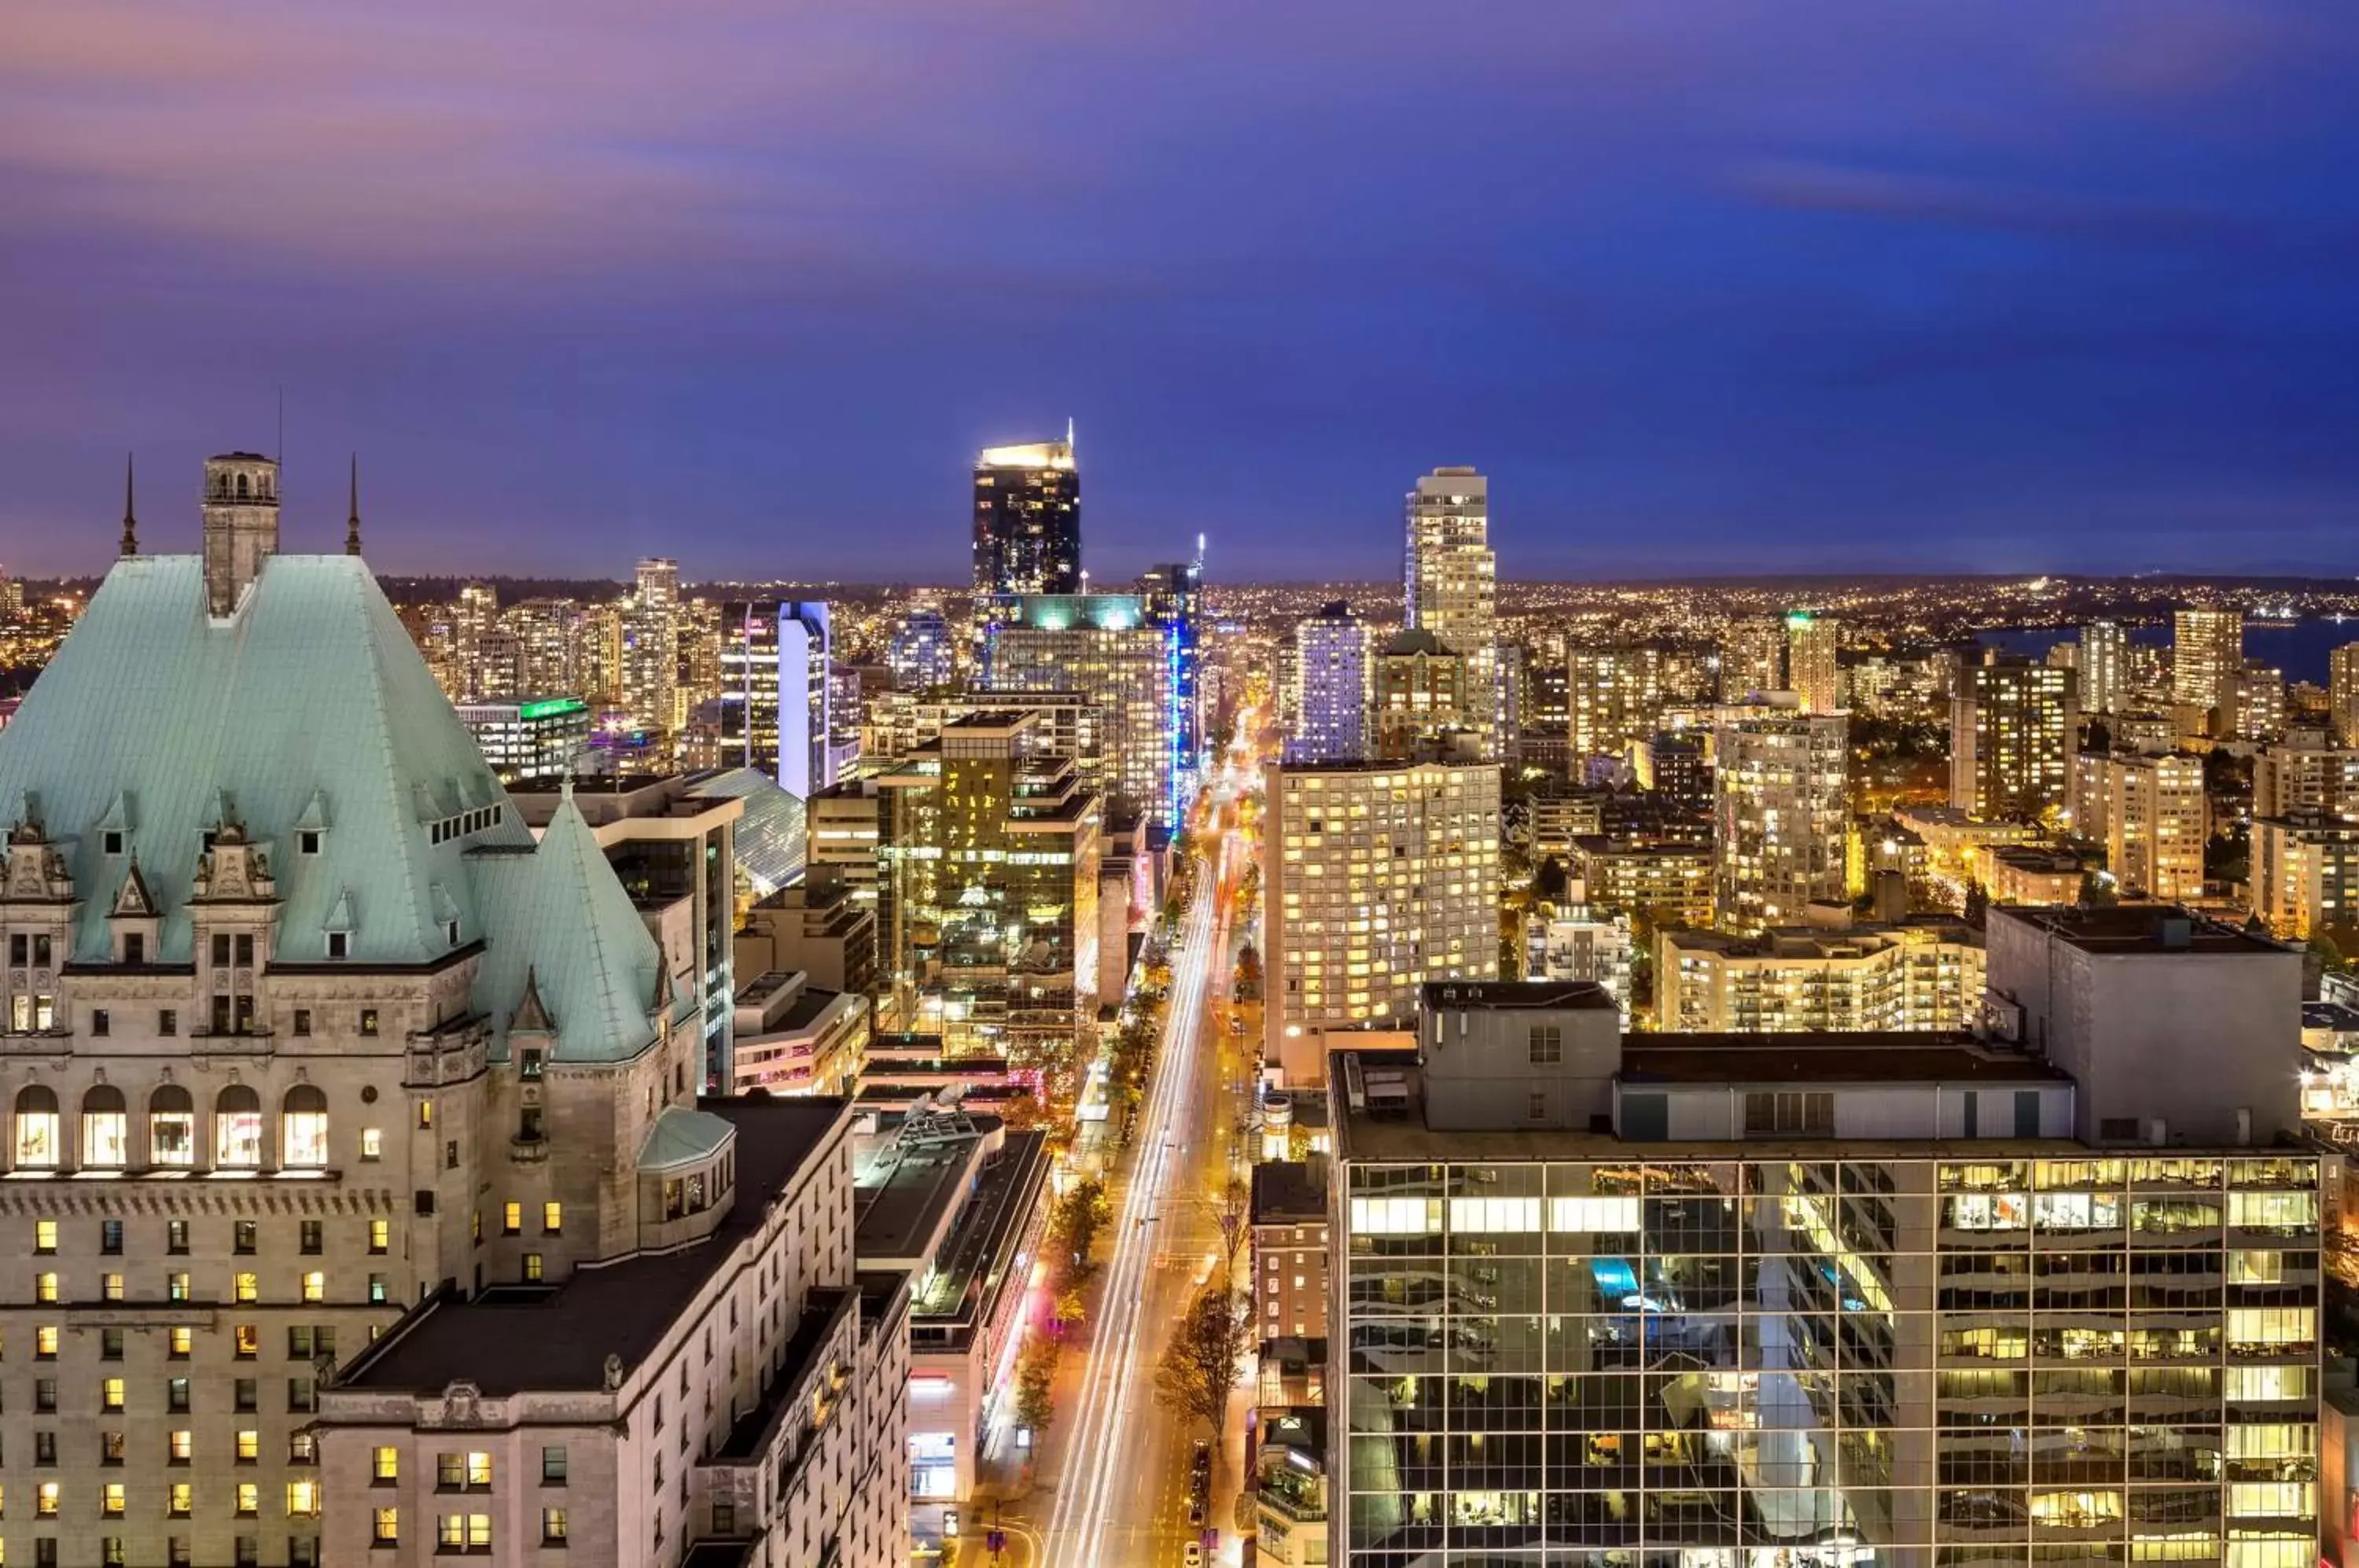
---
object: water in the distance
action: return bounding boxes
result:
[1978,620,2359,686]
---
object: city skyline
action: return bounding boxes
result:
[7,3,2359,579]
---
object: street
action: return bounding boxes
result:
[1036,754,1257,1568]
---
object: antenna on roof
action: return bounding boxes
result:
[120,452,138,558]
[345,454,362,557]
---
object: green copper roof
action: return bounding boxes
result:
[0,552,679,1069]
[473,792,685,1064]
[0,554,528,964]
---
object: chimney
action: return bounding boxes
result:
[201,454,281,617]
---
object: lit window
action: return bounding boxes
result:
[360,1127,382,1161]
[281,1086,329,1169]
[369,1219,390,1254]
[543,1202,563,1235]
[14,1086,59,1167]
[169,1431,193,1463]
[234,1272,259,1303]
[37,1482,59,1517]
[502,1202,521,1235]
[214,1086,262,1167]
[102,1377,125,1410]
[301,1272,325,1303]
[102,1482,125,1516]
[373,1448,399,1482]
[236,1482,259,1516]
[33,1218,55,1252]
[374,1507,399,1543]
[237,1430,259,1462]
[286,1481,319,1518]
[35,1273,57,1304]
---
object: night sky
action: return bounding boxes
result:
[6,2,2357,583]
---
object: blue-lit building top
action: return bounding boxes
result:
[980,581,1201,834]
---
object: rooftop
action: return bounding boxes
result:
[1992,903,2290,957]
[1251,1158,1328,1224]
[1421,979,1616,1012]
[1620,1034,2072,1086]
[338,1099,846,1397]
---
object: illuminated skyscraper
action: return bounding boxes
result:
[1719,616,1786,702]
[716,601,837,797]
[972,428,1080,597]
[1712,707,1849,933]
[1568,644,1666,763]
[2080,620,2128,716]
[1785,609,1841,716]
[1949,651,2077,822]
[982,591,1191,830]
[1404,466,1498,755]
[2333,641,2359,747]
[1287,600,1371,764]
[619,556,681,736]
[2173,606,2242,733]
[888,607,955,690]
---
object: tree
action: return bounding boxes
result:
[1014,1336,1058,1436]
[1962,882,1989,927]
[1154,1284,1252,1440]
[1212,1176,1251,1285]
[1049,1178,1110,1273]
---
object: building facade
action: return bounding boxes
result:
[1949,653,2077,823]
[1289,601,1373,764]
[2070,752,2208,901]
[1711,709,1849,933]
[458,697,592,784]
[1264,760,1501,1063]
[981,592,1194,831]
[1785,611,1841,717]
[2080,620,2128,716]
[1654,922,1985,1033]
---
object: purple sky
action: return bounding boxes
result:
[5,1,2357,582]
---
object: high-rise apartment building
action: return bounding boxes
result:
[972,431,1080,597]
[2236,661,2287,744]
[1718,617,1786,702]
[1288,601,1372,764]
[1332,922,2320,1566]
[1784,609,1841,716]
[2331,642,2359,747]
[0,455,909,1568]
[1404,468,1498,755]
[2253,810,2359,940]
[1568,645,1666,763]
[1655,920,1984,1032]
[620,557,682,738]
[2080,620,2129,715]
[503,598,591,701]
[1263,760,1500,1063]
[2254,731,2359,822]
[981,592,1192,830]
[1949,652,2077,822]
[1711,708,1849,933]
[2070,750,2208,900]
[2173,607,2242,734]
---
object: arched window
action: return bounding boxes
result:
[282,1084,328,1169]
[82,1084,127,1168]
[14,1084,57,1168]
[150,1084,194,1166]
[215,1084,262,1168]
[235,473,250,500]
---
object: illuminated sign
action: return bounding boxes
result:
[517,698,588,721]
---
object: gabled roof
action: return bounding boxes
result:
[472,793,686,1065]
[0,554,528,963]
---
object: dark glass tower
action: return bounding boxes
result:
[972,428,1080,595]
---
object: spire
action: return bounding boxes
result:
[344,454,362,556]
[120,452,138,558]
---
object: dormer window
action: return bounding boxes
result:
[298,831,322,856]
[326,933,349,961]
[445,921,462,948]
[102,831,123,856]
[122,933,144,965]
